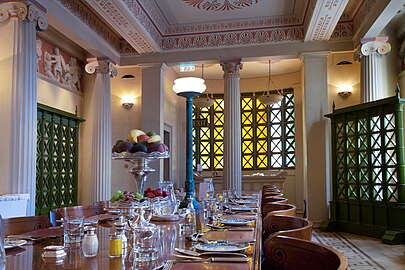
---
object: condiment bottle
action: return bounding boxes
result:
[115,223,127,255]
[109,233,122,258]
[82,226,98,257]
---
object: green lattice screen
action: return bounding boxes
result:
[193,89,295,171]
[324,93,405,241]
[36,104,82,216]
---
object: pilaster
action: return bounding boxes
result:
[140,63,167,187]
[83,58,116,203]
[300,51,330,223]
[220,58,243,195]
[358,37,391,103]
[0,0,47,215]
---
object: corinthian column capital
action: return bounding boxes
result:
[360,36,391,57]
[220,58,243,78]
[85,58,117,78]
[0,1,47,30]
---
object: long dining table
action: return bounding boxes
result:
[4,200,262,270]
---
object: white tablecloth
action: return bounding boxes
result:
[0,194,30,218]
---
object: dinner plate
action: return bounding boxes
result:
[234,199,257,205]
[194,242,250,252]
[230,206,257,212]
[218,218,254,226]
[4,239,27,249]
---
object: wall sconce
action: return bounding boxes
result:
[338,85,353,97]
[121,96,135,109]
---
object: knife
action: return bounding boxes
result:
[173,257,249,263]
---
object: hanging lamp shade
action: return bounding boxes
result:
[258,92,284,105]
[173,77,206,94]
[258,60,284,106]
[193,96,215,108]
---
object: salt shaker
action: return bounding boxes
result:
[82,227,98,257]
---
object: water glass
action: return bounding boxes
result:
[202,198,218,220]
[133,223,158,262]
[63,216,84,248]
[178,208,196,237]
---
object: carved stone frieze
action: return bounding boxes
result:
[0,1,48,31]
[85,58,117,78]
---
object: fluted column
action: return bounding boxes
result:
[84,58,117,202]
[0,1,47,215]
[220,58,243,194]
[358,37,391,103]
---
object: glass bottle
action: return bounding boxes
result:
[82,227,98,257]
[186,197,196,235]
[0,214,5,266]
[109,233,122,258]
[158,181,177,215]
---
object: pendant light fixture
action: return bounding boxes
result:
[257,60,284,106]
[192,65,215,108]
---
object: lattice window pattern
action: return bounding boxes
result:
[36,105,81,216]
[193,89,295,171]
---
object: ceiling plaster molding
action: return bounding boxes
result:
[352,0,377,37]
[330,22,353,40]
[162,27,304,51]
[163,0,309,36]
[56,0,122,51]
[305,0,349,41]
[340,0,364,21]
[86,0,161,54]
[134,0,166,34]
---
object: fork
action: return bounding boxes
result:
[162,260,173,270]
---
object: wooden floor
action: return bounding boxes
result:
[312,229,405,270]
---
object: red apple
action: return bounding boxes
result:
[137,134,150,143]
[162,191,168,197]
[146,192,156,198]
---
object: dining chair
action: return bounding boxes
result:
[49,205,104,226]
[261,197,288,208]
[262,214,313,241]
[3,216,52,236]
[262,203,296,218]
[263,235,348,270]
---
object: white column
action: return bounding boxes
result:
[358,37,391,103]
[220,58,243,194]
[140,63,166,187]
[84,58,117,202]
[0,1,47,215]
[300,52,330,223]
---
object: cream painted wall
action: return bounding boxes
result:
[110,67,142,195]
[328,52,361,110]
[381,27,401,97]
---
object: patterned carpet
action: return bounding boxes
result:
[312,229,386,270]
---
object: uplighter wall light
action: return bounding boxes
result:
[338,85,353,97]
[121,96,135,109]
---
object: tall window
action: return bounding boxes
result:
[193,89,295,171]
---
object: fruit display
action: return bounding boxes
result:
[110,190,143,203]
[112,129,169,154]
[144,187,169,198]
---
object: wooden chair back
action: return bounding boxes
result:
[264,235,348,270]
[3,216,52,236]
[262,214,313,241]
[261,197,288,209]
[262,203,296,218]
[50,205,104,226]
[262,192,284,198]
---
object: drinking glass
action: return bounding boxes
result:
[178,198,196,237]
[63,216,84,248]
[133,223,158,262]
[202,198,218,220]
